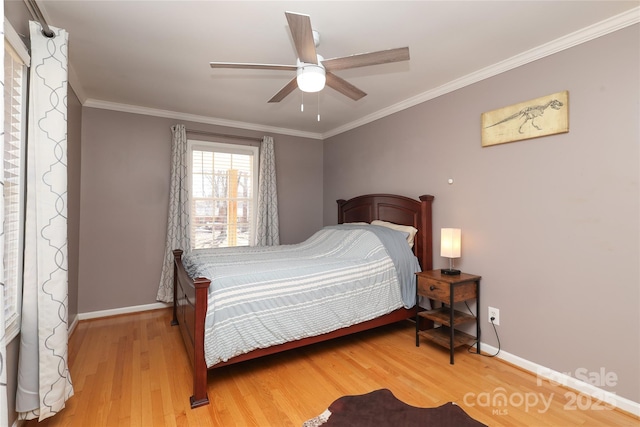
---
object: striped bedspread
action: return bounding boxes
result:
[183,225,420,367]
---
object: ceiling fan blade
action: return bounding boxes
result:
[326,72,367,101]
[285,11,317,64]
[322,47,410,71]
[210,62,297,71]
[268,77,299,103]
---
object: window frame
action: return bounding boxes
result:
[187,139,259,250]
[4,20,29,342]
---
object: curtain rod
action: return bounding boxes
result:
[186,129,263,143]
[24,0,55,38]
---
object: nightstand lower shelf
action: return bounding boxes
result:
[418,307,475,327]
[417,326,476,349]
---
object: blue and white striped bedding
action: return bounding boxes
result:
[183,224,421,367]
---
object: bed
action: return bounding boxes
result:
[171,193,434,408]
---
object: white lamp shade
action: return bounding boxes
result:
[297,63,326,93]
[440,228,461,258]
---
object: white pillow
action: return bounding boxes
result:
[371,220,418,248]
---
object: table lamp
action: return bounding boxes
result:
[441,228,461,275]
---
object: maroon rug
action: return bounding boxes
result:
[303,389,487,427]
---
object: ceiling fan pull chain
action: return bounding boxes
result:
[317,93,320,122]
[301,91,304,112]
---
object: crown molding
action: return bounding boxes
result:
[83,98,324,140]
[321,6,640,139]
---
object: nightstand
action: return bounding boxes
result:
[415,270,481,364]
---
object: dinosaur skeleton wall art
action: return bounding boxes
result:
[481,90,569,147]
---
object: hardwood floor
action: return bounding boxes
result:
[25,308,638,426]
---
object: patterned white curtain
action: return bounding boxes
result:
[0,5,7,426]
[16,21,73,421]
[255,136,279,246]
[156,124,191,303]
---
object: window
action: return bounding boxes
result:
[189,141,259,249]
[4,24,29,341]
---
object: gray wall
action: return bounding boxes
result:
[78,108,323,314]
[324,25,639,402]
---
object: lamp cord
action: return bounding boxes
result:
[464,301,501,357]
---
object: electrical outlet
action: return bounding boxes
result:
[488,306,500,326]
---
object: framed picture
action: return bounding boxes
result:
[481,90,569,147]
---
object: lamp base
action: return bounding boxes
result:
[441,268,461,276]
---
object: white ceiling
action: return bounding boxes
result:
[37,1,639,139]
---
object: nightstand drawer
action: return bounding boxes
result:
[417,277,450,300]
[417,276,478,303]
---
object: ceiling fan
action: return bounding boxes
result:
[209,11,410,103]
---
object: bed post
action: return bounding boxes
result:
[419,195,434,271]
[337,199,346,223]
[172,249,211,408]
[171,250,181,326]
[191,276,211,408]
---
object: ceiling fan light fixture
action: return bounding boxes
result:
[297,63,326,93]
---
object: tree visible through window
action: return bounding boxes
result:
[189,141,258,249]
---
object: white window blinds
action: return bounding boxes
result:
[190,141,258,249]
[3,38,27,341]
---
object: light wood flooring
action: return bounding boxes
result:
[24,308,638,426]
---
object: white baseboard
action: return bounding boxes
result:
[77,302,171,321]
[481,342,640,417]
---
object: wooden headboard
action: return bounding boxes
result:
[336,194,434,271]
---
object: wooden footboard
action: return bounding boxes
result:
[172,249,211,408]
[171,193,434,409]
